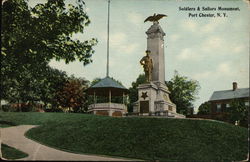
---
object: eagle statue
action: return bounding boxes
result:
[144,13,167,23]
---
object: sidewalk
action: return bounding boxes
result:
[1,125,132,161]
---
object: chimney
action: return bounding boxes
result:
[233,82,238,91]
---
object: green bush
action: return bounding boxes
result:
[1,105,18,112]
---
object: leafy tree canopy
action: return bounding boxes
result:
[1,0,97,107]
[1,65,67,108]
[227,99,248,126]
[166,70,200,115]
[56,75,89,112]
[197,101,211,115]
[1,0,97,65]
[90,77,102,87]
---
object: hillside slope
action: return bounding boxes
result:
[0,112,248,161]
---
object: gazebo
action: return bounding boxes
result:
[86,76,128,117]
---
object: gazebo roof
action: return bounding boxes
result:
[91,77,126,89]
[86,76,128,96]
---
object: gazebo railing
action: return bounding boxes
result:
[89,102,126,110]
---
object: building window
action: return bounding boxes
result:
[216,104,221,112]
[245,101,249,106]
[226,104,230,108]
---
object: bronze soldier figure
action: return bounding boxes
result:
[140,50,153,82]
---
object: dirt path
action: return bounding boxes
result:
[1,125,132,161]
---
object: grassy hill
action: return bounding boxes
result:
[1,144,28,160]
[0,112,248,161]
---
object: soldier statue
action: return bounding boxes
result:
[140,50,153,82]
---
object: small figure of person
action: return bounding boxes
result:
[140,50,153,82]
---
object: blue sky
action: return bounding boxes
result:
[30,0,249,112]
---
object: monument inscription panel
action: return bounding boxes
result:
[140,101,149,113]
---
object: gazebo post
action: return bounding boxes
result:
[108,89,112,116]
[94,91,96,104]
[123,92,125,104]
[109,89,111,103]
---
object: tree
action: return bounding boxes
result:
[56,76,89,112]
[197,102,211,115]
[128,74,146,112]
[227,99,248,126]
[2,0,97,64]
[38,67,68,110]
[1,65,68,112]
[90,77,102,86]
[166,71,200,115]
[1,0,97,108]
[1,66,44,111]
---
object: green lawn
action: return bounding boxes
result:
[0,112,248,161]
[1,144,28,160]
[0,120,17,128]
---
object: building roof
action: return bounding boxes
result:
[86,76,128,96]
[91,76,126,89]
[209,88,249,101]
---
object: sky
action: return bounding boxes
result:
[29,0,249,112]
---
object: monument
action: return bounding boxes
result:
[133,14,185,118]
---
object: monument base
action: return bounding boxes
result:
[133,81,185,118]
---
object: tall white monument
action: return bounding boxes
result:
[133,15,185,118]
[146,21,166,83]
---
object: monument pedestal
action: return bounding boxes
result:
[133,81,185,118]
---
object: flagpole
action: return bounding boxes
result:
[106,0,110,77]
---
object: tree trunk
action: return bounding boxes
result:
[18,100,21,112]
[0,99,2,112]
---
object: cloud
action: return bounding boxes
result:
[205,36,223,49]
[119,44,139,54]
[98,31,140,55]
[201,37,246,56]
[181,18,225,34]
[192,71,212,80]
[127,12,143,25]
[176,48,201,60]
[109,32,139,54]
[217,62,231,74]
[231,44,245,53]
[200,18,225,33]
[201,36,225,53]
[181,20,198,32]
[110,32,127,46]
[85,7,90,12]
[169,34,181,42]
[192,62,233,80]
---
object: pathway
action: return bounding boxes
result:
[1,125,132,161]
